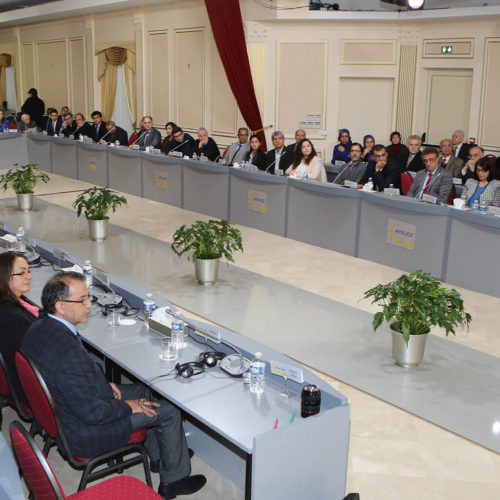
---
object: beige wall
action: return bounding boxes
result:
[2,0,500,153]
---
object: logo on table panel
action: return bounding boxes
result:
[154,170,168,189]
[87,156,97,172]
[248,190,267,214]
[386,219,416,250]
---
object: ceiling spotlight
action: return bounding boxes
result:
[408,0,424,8]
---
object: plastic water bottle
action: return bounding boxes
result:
[171,312,184,349]
[472,200,479,212]
[143,293,156,319]
[115,140,120,147]
[249,352,265,395]
[192,152,197,160]
[364,177,374,191]
[479,200,488,214]
[16,227,25,252]
[83,260,93,288]
[303,171,309,181]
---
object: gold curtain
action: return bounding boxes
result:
[97,46,136,125]
[0,53,12,105]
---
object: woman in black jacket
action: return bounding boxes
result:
[244,134,267,171]
[0,251,39,405]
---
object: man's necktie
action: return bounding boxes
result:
[423,173,433,195]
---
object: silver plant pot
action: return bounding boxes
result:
[391,327,428,368]
[88,218,109,241]
[17,193,34,212]
[194,258,220,286]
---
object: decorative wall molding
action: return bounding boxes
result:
[244,21,268,44]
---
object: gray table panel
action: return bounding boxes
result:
[108,148,142,196]
[229,170,288,236]
[183,161,230,219]
[287,180,360,255]
[358,194,450,277]
[77,143,108,186]
[27,134,52,172]
[51,138,78,178]
[142,156,182,207]
[0,133,28,169]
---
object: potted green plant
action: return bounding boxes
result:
[363,269,471,368]
[171,219,243,285]
[73,186,127,241]
[0,163,50,211]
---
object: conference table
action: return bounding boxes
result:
[2,133,499,299]
[0,215,350,500]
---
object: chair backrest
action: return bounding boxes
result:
[10,420,66,500]
[0,351,32,421]
[15,351,59,439]
[0,352,9,398]
[400,172,413,195]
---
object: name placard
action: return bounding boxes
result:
[248,189,267,214]
[344,180,357,189]
[386,219,416,250]
[87,156,97,172]
[422,194,437,204]
[154,170,168,189]
[384,187,400,196]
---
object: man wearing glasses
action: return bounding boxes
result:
[358,144,401,191]
[133,115,162,151]
[333,143,367,185]
[163,126,195,157]
[22,272,206,499]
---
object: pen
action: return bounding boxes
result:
[273,419,278,430]
[289,412,295,424]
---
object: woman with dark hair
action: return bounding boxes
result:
[161,121,178,153]
[244,134,267,170]
[0,109,10,133]
[461,157,500,208]
[362,135,375,163]
[286,138,327,182]
[331,128,352,163]
[386,131,409,170]
[0,251,39,404]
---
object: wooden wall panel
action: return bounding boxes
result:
[149,31,169,127]
[36,40,68,110]
[481,40,500,149]
[69,38,86,113]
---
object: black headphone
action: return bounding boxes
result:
[198,351,225,368]
[175,362,204,379]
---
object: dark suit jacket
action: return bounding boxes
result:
[406,151,425,173]
[91,122,108,143]
[44,116,63,136]
[386,144,409,171]
[360,158,401,191]
[61,120,76,137]
[73,122,93,140]
[245,149,267,171]
[266,147,293,175]
[0,299,37,405]
[163,133,195,156]
[456,143,471,163]
[191,137,220,161]
[106,126,128,146]
[136,128,162,150]
[21,96,45,128]
[22,315,132,457]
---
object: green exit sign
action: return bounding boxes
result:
[441,45,453,54]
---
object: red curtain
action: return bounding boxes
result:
[204,0,267,151]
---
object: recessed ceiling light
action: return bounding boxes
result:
[408,0,425,9]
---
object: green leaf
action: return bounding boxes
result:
[72,186,128,220]
[0,163,50,194]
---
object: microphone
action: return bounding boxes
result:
[418,172,441,199]
[72,122,87,138]
[332,161,352,185]
[213,153,222,163]
[264,159,276,174]
[98,128,113,144]
[168,139,189,154]
[129,129,144,147]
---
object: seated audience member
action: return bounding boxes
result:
[0,109,11,132]
[60,106,70,116]
[331,128,352,163]
[451,129,471,163]
[162,121,177,148]
[386,131,409,171]
[43,108,63,136]
[244,134,267,171]
[73,113,93,140]
[334,143,367,185]
[405,135,424,172]
[406,147,453,204]
[21,88,45,128]
[223,127,250,165]
[266,130,293,175]
[103,121,128,146]
[287,128,306,153]
[22,272,207,499]
[191,127,220,161]
[358,144,401,191]
[461,157,500,208]
[439,138,464,177]
[18,113,38,133]
[164,126,195,156]
[60,113,77,137]
[286,138,327,182]
[129,119,144,146]
[0,252,39,406]
[133,115,162,150]
[460,145,484,184]
[90,111,107,143]
[362,135,375,163]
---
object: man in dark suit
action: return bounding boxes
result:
[286,128,306,154]
[60,113,77,137]
[404,135,424,172]
[191,127,220,161]
[43,108,63,136]
[164,126,195,156]
[439,138,464,178]
[104,120,128,146]
[451,130,471,163]
[459,145,484,185]
[22,272,206,499]
[21,88,45,129]
[91,111,107,143]
[73,113,93,140]
[358,144,401,191]
[266,130,293,175]
[133,115,162,150]
[407,147,453,204]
